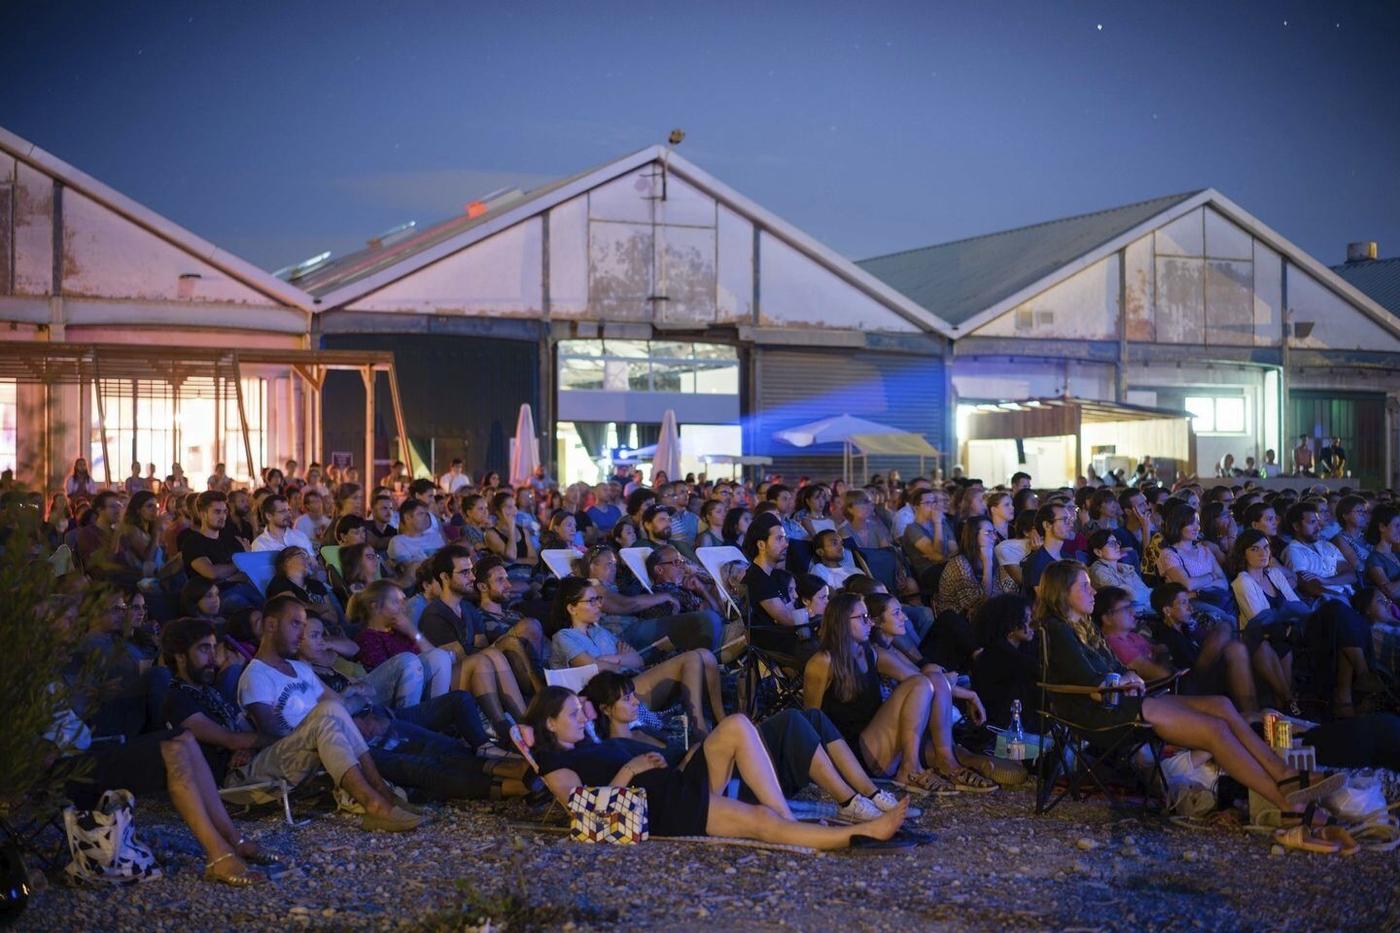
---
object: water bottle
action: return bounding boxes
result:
[1007,700,1026,761]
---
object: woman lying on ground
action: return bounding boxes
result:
[548,576,724,736]
[804,592,997,796]
[580,670,912,823]
[524,686,907,847]
[1035,559,1344,827]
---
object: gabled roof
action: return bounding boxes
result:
[856,191,1200,328]
[0,126,314,312]
[305,146,953,336]
[858,188,1400,340]
[1330,257,1400,318]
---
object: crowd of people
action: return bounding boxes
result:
[7,452,1400,885]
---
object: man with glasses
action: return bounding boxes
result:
[900,487,958,593]
[1020,503,1084,597]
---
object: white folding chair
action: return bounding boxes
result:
[619,547,655,593]
[218,778,308,827]
[695,545,748,619]
[808,518,837,534]
[544,663,600,693]
[541,548,583,580]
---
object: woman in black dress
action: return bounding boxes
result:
[1035,560,1343,817]
[524,686,906,848]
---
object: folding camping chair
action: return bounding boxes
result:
[541,548,583,580]
[1033,633,1183,815]
[619,547,657,593]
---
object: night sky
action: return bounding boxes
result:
[3,1,1397,273]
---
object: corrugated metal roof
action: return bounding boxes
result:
[855,191,1202,326]
[1330,257,1400,318]
[289,156,620,297]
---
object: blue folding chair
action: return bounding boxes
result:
[232,549,278,595]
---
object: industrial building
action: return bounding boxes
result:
[2,123,1397,490]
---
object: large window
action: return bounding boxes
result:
[91,377,267,489]
[558,339,739,395]
[1185,395,1247,434]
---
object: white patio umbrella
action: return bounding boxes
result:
[508,403,540,487]
[652,409,682,481]
[773,414,909,482]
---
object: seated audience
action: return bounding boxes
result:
[548,576,724,736]
[162,605,424,832]
[1035,559,1343,830]
[805,592,996,796]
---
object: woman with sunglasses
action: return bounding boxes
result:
[548,576,724,737]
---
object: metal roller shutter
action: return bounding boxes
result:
[751,347,947,482]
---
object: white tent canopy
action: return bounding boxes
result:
[775,414,937,482]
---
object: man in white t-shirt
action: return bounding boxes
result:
[440,459,472,495]
[233,595,422,831]
[388,500,446,569]
[1280,501,1356,602]
[293,489,333,544]
[809,529,860,590]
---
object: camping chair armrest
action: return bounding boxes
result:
[1146,669,1188,695]
[1035,682,1141,696]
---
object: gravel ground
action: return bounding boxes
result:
[11,782,1399,932]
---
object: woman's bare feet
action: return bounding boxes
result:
[858,798,909,841]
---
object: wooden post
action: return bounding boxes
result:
[386,362,414,478]
[361,367,375,488]
[214,358,222,469]
[232,355,257,485]
[90,352,113,487]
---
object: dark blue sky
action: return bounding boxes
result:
[3,1,1397,272]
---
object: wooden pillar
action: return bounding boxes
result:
[213,359,222,468]
[233,356,256,485]
[91,352,112,487]
[386,363,414,478]
[360,367,375,488]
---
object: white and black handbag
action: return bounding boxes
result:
[62,790,163,885]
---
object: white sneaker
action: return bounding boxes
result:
[835,795,883,823]
[870,789,921,819]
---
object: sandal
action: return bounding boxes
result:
[959,750,1027,786]
[935,765,999,794]
[1315,825,1360,856]
[1277,771,1346,809]
[893,769,957,797]
[234,838,288,878]
[204,852,266,887]
[1272,825,1341,855]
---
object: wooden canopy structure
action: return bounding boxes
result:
[0,342,413,490]
[963,396,1194,481]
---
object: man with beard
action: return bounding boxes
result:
[742,512,817,662]
[180,491,263,611]
[161,604,423,831]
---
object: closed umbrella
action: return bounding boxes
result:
[653,409,682,481]
[509,403,540,487]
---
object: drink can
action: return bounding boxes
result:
[1263,712,1278,747]
[1008,740,1026,761]
[1102,672,1121,709]
[1275,720,1292,750]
